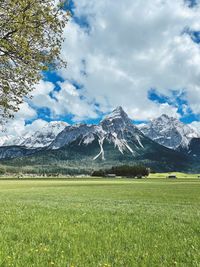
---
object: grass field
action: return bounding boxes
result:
[0,178,200,267]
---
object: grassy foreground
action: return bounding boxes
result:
[0,178,200,267]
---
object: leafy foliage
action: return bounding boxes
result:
[0,0,68,120]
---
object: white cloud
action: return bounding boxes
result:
[15,102,37,120]
[24,119,49,132]
[29,80,98,121]
[127,103,180,121]
[52,81,98,121]
[30,80,55,109]
[57,0,200,120]
[1,102,37,137]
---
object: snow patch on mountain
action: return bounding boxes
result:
[93,137,105,160]
[83,134,95,145]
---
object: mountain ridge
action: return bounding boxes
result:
[0,107,193,172]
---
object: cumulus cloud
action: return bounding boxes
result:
[30,80,98,121]
[15,102,37,121]
[30,80,55,109]
[53,81,98,121]
[24,119,49,132]
[57,0,200,120]
[0,102,37,137]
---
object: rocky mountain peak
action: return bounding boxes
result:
[158,114,171,121]
[100,107,134,133]
[151,114,178,125]
[140,114,199,149]
[102,106,130,122]
[49,106,144,159]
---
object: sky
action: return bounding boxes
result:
[2,0,200,136]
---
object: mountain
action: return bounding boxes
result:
[49,106,144,158]
[0,121,68,148]
[139,114,199,150]
[1,107,190,172]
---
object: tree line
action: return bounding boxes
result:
[91,165,150,178]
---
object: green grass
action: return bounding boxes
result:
[0,179,200,267]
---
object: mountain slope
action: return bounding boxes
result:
[185,138,200,157]
[0,146,40,160]
[139,114,199,150]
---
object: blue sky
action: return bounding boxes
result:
[4,0,200,136]
[148,89,200,124]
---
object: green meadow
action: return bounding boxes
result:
[0,178,200,267]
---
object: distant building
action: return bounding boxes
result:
[167,175,177,179]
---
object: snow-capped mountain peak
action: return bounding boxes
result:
[140,114,200,150]
[21,121,69,148]
[103,106,130,122]
[44,121,68,132]
[50,107,145,161]
[0,121,68,148]
[100,106,136,133]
